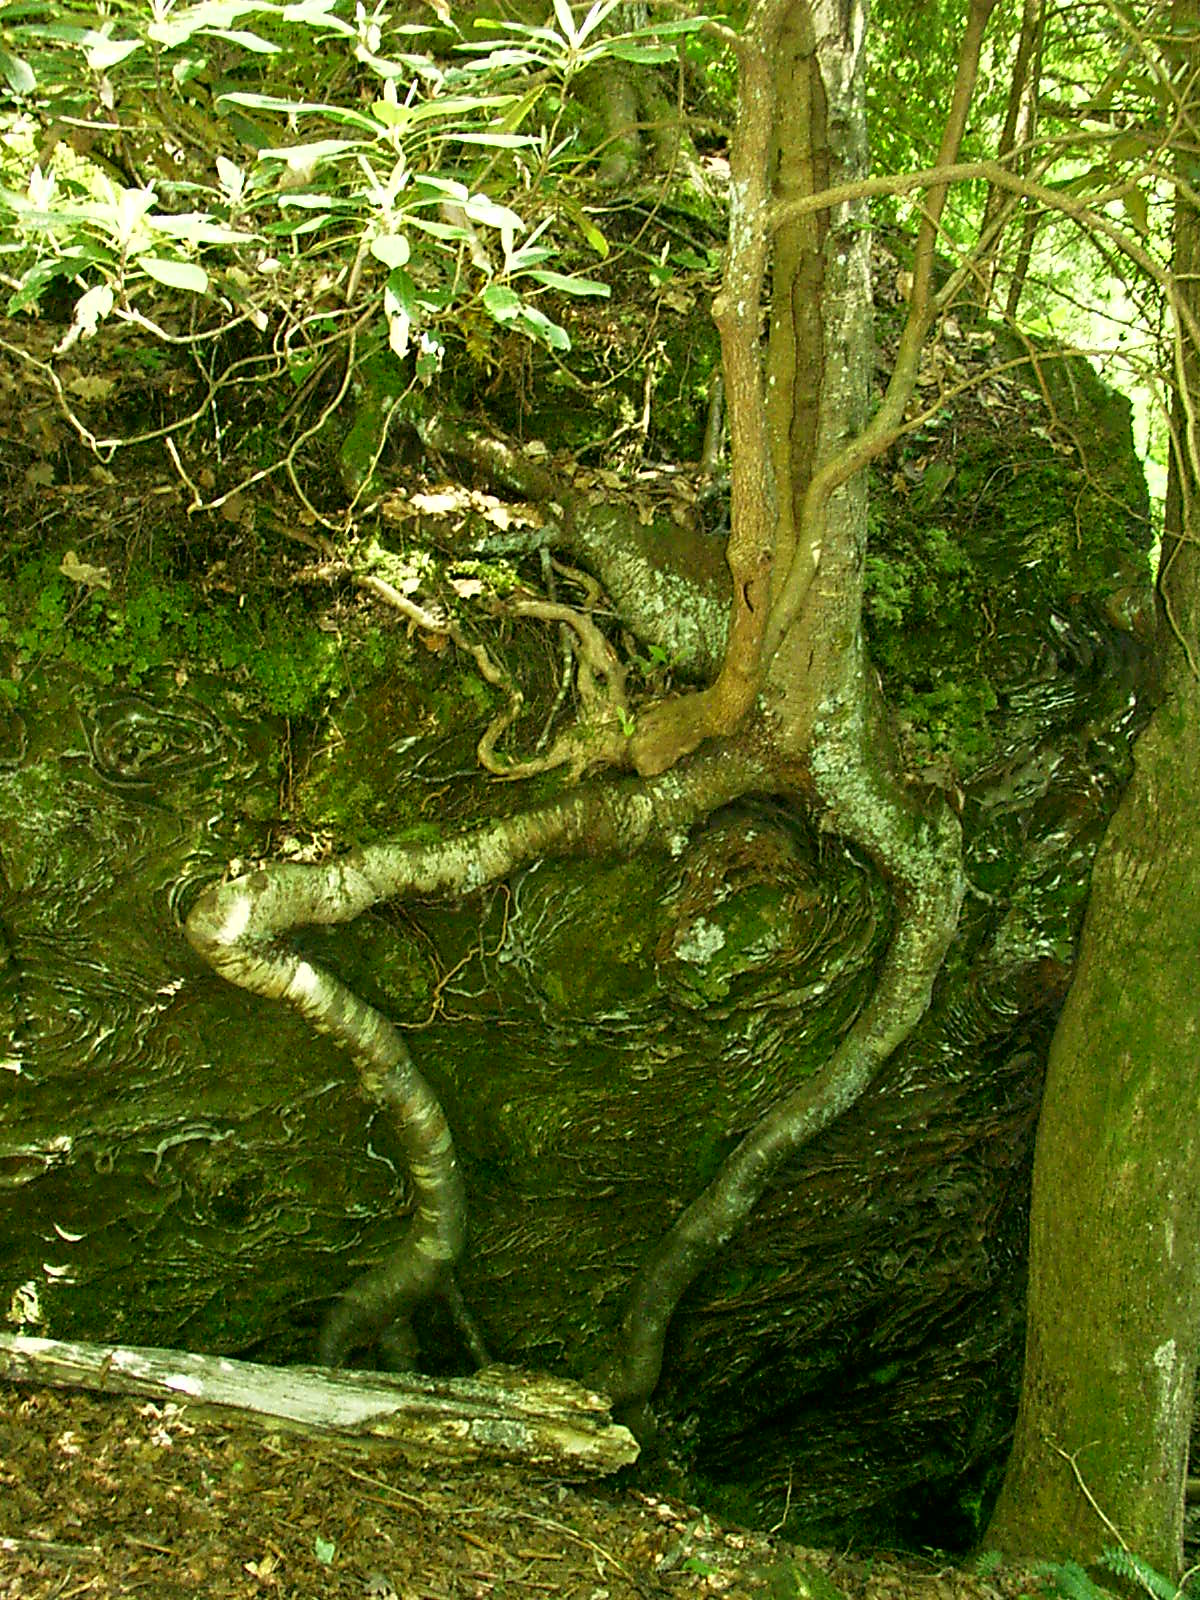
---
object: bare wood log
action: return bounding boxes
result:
[0,1333,639,1477]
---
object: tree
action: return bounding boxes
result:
[184,0,997,1409]
[985,3,1200,1575]
[0,0,1176,1549]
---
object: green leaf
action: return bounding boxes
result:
[219,92,383,134]
[313,1535,336,1565]
[370,233,410,269]
[498,84,544,132]
[257,138,365,169]
[608,41,674,63]
[518,304,570,350]
[1122,185,1149,235]
[557,200,608,258]
[502,242,553,270]
[481,283,523,322]
[206,28,281,53]
[463,194,524,231]
[138,257,209,293]
[0,46,35,94]
[523,268,609,297]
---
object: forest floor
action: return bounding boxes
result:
[0,1382,1046,1600]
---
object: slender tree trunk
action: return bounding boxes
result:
[986,8,1200,1573]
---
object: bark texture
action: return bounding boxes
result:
[986,7,1200,1568]
[983,673,1200,1574]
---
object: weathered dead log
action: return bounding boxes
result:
[0,1333,639,1477]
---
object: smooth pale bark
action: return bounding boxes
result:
[0,1333,639,1475]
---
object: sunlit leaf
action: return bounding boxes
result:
[258,138,364,169]
[463,194,524,232]
[574,0,622,47]
[523,268,609,297]
[219,91,383,134]
[551,0,579,47]
[206,28,281,53]
[72,283,115,335]
[452,132,536,148]
[153,214,258,245]
[114,186,158,247]
[0,46,35,93]
[371,232,410,269]
[84,34,141,71]
[138,256,209,293]
[280,0,355,29]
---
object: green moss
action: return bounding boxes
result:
[865,352,1152,780]
[0,550,403,722]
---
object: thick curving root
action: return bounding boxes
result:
[185,749,769,1367]
[186,870,466,1366]
[603,688,967,1419]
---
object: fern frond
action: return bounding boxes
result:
[1100,1547,1180,1600]
[1035,1558,1112,1600]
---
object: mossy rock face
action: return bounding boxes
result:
[866,328,1152,782]
[0,328,1157,1550]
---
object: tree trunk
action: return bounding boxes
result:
[986,7,1200,1572]
[983,679,1200,1574]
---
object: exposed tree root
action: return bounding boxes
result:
[603,683,966,1418]
[185,747,770,1367]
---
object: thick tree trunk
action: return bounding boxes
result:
[983,678,1200,1573]
[987,10,1200,1570]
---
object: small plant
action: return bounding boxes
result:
[1036,1547,1196,1600]
[0,0,705,363]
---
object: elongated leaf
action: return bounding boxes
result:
[524,268,609,297]
[0,47,35,94]
[456,46,542,71]
[404,214,473,241]
[219,91,383,134]
[574,0,622,46]
[138,256,209,293]
[505,243,554,270]
[206,28,281,52]
[281,0,356,28]
[608,41,675,63]
[551,0,578,47]
[412,174,469,202]
[84,35,140,70]
[257,138,364,167]
[498,84,544,132]
[518,303,570,350]
[452,132,536,148]
[152,214,258,245]
[404,93,518,125]
[463,194,524,231]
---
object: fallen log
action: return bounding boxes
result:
[0,1332,639,1477]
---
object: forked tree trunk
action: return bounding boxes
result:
[985,6,1200,1572]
